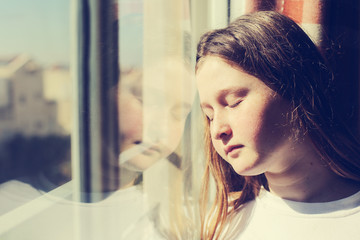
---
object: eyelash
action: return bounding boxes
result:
[204,100,242,122]
[228,100,242,108]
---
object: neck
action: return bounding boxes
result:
[264,140,360,203]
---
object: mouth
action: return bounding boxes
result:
[134,141,162,155]
[119,141,163,165]
[225,145,244,155]
[141,144,162,156]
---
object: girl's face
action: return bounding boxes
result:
[196,56,297,176]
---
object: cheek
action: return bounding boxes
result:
[161,117,186,153]
[237,113,263,143]
[250,100,290,153]
[211,138,226,159]
[119,100,143,139]
[229,102,265,146]
[230,99,286,151]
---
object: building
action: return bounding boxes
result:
[43,65,72,134]
[0,55,64,140]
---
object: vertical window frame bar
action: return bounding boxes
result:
[72,0,119,203]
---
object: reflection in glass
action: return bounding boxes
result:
[0,0,72,218]
[0,56,72,214]
[0,0,201,239]
[118,59,194,173]
[111,0,199,238]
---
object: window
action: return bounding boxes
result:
[0,0,73,237]
[18,95,26,104]
[0,0,226,239]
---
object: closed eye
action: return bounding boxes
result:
[228,100,242,108]
[202,112,213,122]
[200,104,214,122]
[203,112,213,122]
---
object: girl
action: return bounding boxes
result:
[196,11,360,239]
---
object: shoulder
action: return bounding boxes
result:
[219,199,257,240]
[230,189,360,240]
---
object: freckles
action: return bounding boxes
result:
[254,102,290,151]
[234,97,279,149]
[235,110,263,143]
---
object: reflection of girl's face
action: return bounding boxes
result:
[118,88,164,171]
[118,89,143,152]
[118,66,194,171]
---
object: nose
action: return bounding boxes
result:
[211,114,232,140]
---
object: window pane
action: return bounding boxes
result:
[117,0,199,238]
[0,0,206,239]
[0,0,71,215]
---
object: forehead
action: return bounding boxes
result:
[196,56,242,80]
[196,56,255,87]
[196,56,275,101]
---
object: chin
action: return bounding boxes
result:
[122,154,162,172]
[230,160,264,177]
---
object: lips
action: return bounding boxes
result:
[133,141,162,155]
[225,144,244,155]
[119,141,164,165]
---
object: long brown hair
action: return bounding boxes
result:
[196,11,360,239]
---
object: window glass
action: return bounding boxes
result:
[0,0,205,239]
[116,0,199,238]
[0,0,72,213]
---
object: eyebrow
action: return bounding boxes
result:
[218,87,248,97]
[200,104,211,111]
[171,102,192,111]
[217,87,248,104]
[200,87,248,109]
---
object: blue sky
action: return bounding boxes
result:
[119,0,143,68]
[0,0,143,68]
[0,0,71,66]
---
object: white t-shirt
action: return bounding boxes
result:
[221,188,360,240]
